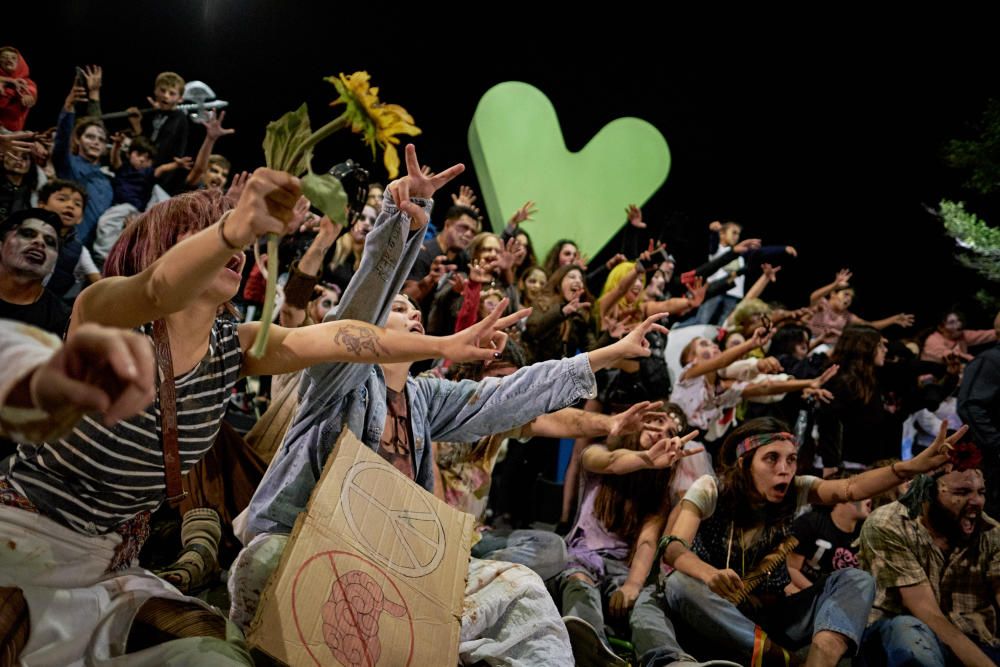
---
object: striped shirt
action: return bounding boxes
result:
[1,317,243,535]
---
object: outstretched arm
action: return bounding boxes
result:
[810,268,852,305]
[72,169,301,332]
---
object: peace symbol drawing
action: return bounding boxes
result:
[341,461,447,577]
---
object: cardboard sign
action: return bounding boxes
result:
[249,429,475,666]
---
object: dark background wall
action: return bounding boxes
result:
[11,5,999,329]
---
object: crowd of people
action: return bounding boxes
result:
[1,48,999,667]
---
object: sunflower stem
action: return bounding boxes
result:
[287,113,351,174]
[249,234,281,359]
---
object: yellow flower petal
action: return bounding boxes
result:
[327,71,421,176]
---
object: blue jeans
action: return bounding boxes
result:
[558,557,630,644]
[860,615,1000,666]
[630,585,689,666]
[691,293,740,326]
[472,529,567,581]
[655,569,875,662]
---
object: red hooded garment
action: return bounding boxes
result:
[0,47,37,131]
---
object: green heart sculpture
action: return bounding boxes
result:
[468,81,671,263]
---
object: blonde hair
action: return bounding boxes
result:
[155,71,185,92]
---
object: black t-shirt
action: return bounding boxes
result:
[791,509,861,582]
[0,290,71,336]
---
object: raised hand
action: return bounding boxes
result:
[171,156,194,170]
[387,144,465,228]
[469,259,498,283]
[809,364,839,389]
[761,263,781,283]
[289,195,312,231]
[226,168,303,246]
[749,326,774,350]
[785,245,798,257]
[644,431,703,469]
[803,386,834,403]
[509,200,537,226]
[608,400,666,437]
[439,298,531,361]
[495,237,521,272]
[200,109,235,141]
[893,313,915,328]
[451,184,478,209]
[225,171,250,201]
[562,294,592,317]
[63,84,88,112]
[0,130,35,154]
[605,253,627,271]
[614,313,670,359]
[756,356,784,374]
[835,268,853,287]
[907,421,969,475]
[686,277,707,308]
[428,255,457,283]
[32,323,156,427]
[82,65,102,98]
[734,238,762,254]
[626,204,647,229]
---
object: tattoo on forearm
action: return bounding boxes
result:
[333,325,387,358]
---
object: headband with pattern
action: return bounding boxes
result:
[735,431,799,459]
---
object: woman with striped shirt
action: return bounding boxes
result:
[0,165,513,666]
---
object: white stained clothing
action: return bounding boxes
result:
[670,361,749,441]
[74,245,99,281]
[229,533,574,667]
[683,474,822,519]
[92,202,139,264]
[0,504,252,666]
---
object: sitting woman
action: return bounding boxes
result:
[558,423,702,666]
[517,264,547,308]
[0,170,512,665]
[630,416,962,666]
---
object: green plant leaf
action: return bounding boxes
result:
[263,103,313,175]
[302,171,349,225]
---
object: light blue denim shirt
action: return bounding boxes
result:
[244,196,596,537]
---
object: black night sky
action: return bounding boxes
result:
[12,5,1000,329]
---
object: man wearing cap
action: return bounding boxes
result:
[859,443,1000,666]
[0,208,70,335]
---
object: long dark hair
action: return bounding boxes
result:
[716,417,799,528]
[593,432,671,549]
[542,238,578,276]
[829,325,881,404]
[537,264,594,311]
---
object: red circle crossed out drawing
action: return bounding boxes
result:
[291,550,414,667]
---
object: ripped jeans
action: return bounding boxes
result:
[859,615,1000,666]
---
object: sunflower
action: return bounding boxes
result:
[328,71,421,178]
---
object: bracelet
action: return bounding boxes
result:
[217,211,242,250]
[660,534,691,553]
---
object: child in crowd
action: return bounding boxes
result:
[128,71,190,194]
[0,47,36,131]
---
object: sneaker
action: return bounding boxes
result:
[563,616,627,667]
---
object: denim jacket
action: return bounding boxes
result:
[244,196,596,537]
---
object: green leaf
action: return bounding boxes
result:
[262,104,313,175]
[301,171,349,225]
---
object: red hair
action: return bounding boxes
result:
[104,189,234,277]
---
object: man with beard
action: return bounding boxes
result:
[859,444,1000,666]
[0,208,69,335]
